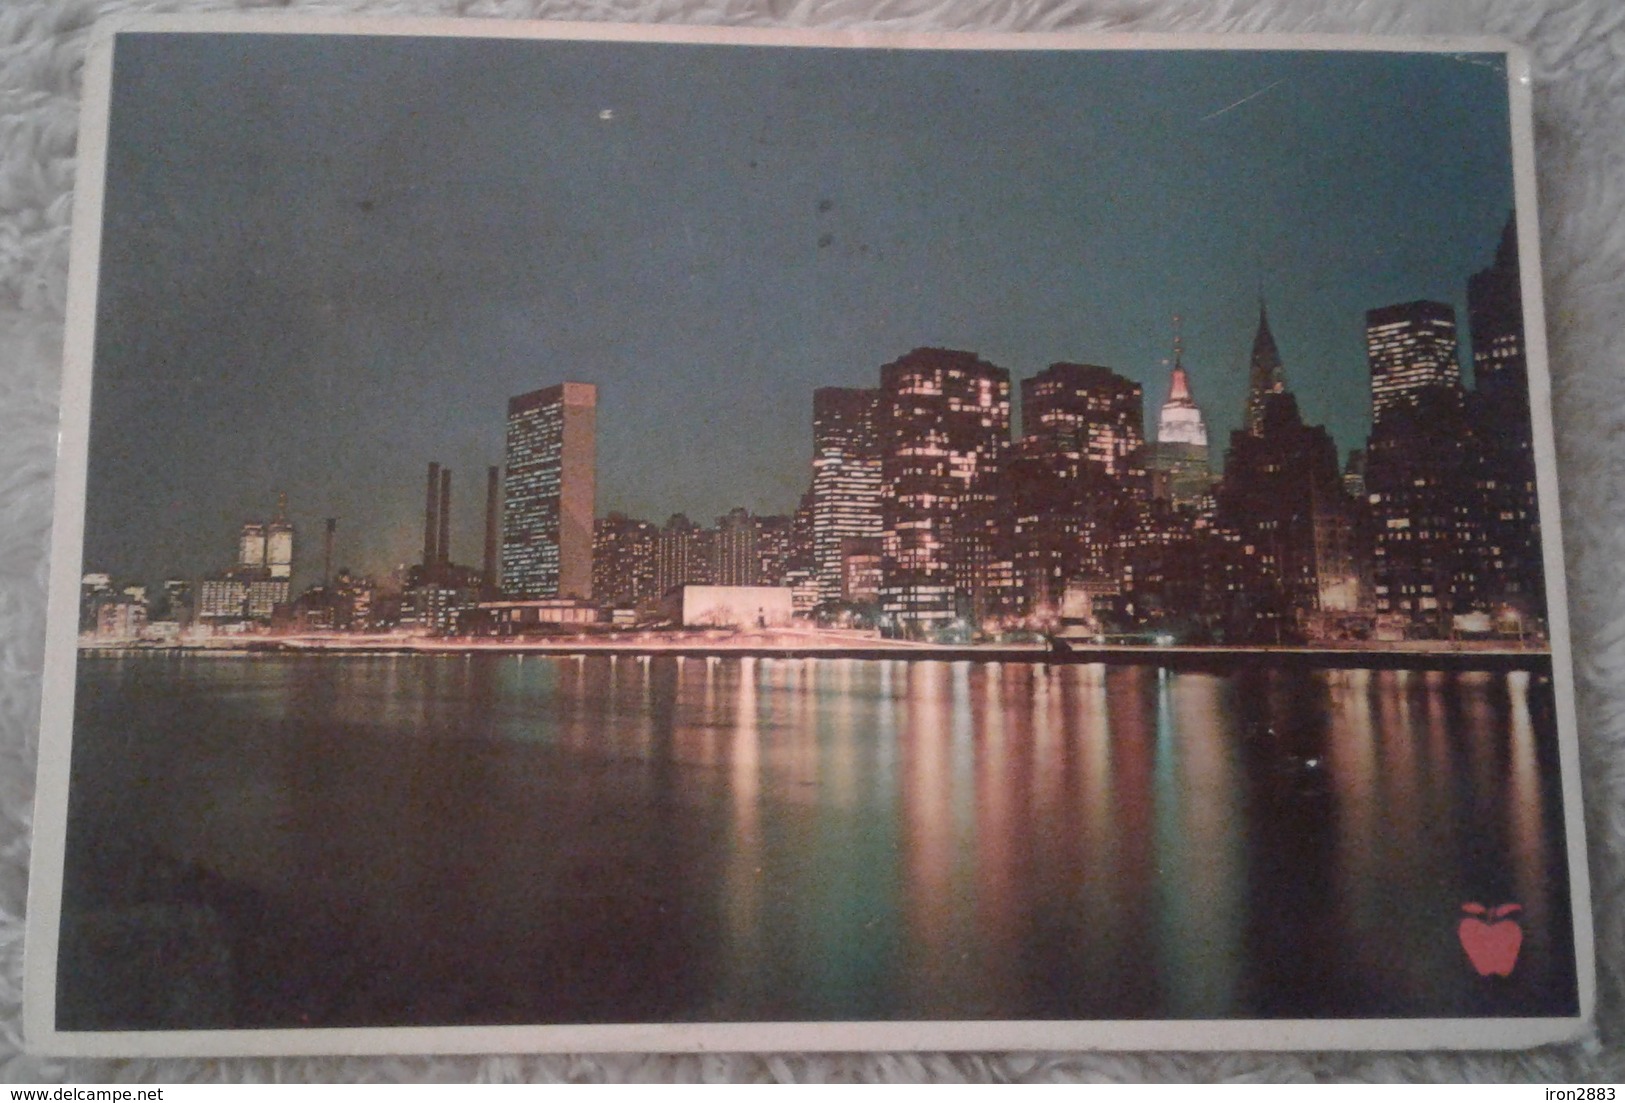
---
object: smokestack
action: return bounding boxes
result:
[323,518,337,587]
[483,465,501,596]
[438,467,452,569]
[423,462,440,571]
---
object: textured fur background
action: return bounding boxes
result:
[1,0,1622,1083]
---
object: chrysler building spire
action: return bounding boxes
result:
[1245,298,1286,436]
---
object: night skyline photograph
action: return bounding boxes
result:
[30,22,1590,1056]
[84,32,1515,589]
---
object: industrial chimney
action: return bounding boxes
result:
[438,467,452,570]
[483,465,501,597]
[423,462,440,574]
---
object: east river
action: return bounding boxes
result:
[57,653,1579,1029]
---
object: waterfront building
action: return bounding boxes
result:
[840,536,883,604]
[1467,215,1544,628]
[198,576,250,623]
[877,347,1011,633]
[1117,498,1205,633]
[95,597,146,640]
[476,597,600,634]
[714,507,762,588]
[1002,361,1147,624]
[810,387,883,604]
[593,512,661,606]
[503,382,597,600]
[1364,387,1486,636]
[754,513,794,587]
[1366,300,1462,427]
[661,584,795,628]
[246,577,291,621]
[401,569,482,634]
[655,513,708,597]
[1219,391,1359,642]
[1003,441,1125,623]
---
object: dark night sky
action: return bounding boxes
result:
[83,32,1515,589]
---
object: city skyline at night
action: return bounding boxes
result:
[83,35,1516,591]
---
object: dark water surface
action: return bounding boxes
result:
[58,653,1578,1029]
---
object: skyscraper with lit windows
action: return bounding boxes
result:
[878,347,1010,632]
[503,382,597,600]
[810,387,882,604]
[1366,301,1462,426]
[1020,362,1144,479]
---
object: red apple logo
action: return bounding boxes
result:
[1458,902,1523,976]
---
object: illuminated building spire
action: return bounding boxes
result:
[1245,298,1286,436]
[1157,315,1207,449]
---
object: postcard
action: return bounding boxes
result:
[25,17,1593,1055]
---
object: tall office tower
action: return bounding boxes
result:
[1469,214,1527,395]
[655,513,700,598]
[1219,391,1358,642]
[423,461,442,571]
[1151,338,1212,507]
[266,492,294,580]
[1244,301,1287,436]
[1467,214,1544,626]
[483,466,501,596]
[715,507,762,587]
[1004,438,1123,618]
[810,387,883,604]
[239,522,267,572]
[594,512,661,605]
[1366,300,1462,426]
[503,382,597,600]
[1020,362,1144,479]
[1365,387,1485,634]
[878,347,1010,632]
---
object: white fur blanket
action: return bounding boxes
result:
[2,0,1623,1084]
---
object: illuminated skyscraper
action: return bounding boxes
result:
[266,492,293,580]
[1363,300,1485,635]
[1467,215,1543,625]
[878,347,1010,632]
[1366,300,1462,426]
[1150,333,1211,507]
[593,512,660,606]
[810,387,882,604]
[1020,362,1143,479]
[715,507,762,587]
[1244,301,1286,436]
[238,522,267,571]
[503,382,597,599]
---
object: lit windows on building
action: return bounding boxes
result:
[1366,301,1462,426]
[503,382,596,600]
